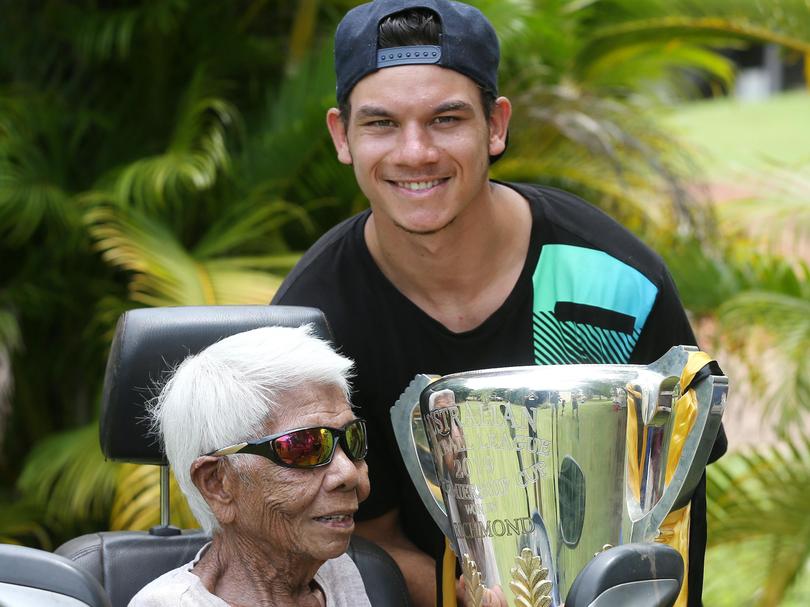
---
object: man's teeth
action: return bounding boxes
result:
[397,180,442,191]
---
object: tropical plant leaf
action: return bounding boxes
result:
[16,423,118,532]
[581,40,735,96]
[68,6,141,62]
[584,0,810,60]
[86,205,208,306]
[191,200,313,259]
[110,463,198,531]
[717,164,810,256]
[0,498,51,549]
[0,93,81,244]
[108,69,238,210]
[239,42,336,195]
[87,205,289,306]
[706,432,810,605]
[718,290,810,431]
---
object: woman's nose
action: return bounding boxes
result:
[325,445,367,492]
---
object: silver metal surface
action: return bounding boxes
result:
[160,465,171,528]
[390,346,726,606]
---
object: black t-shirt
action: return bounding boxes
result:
[273,182,727,606]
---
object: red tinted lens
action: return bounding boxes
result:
[273,428,333,467]
[343,420,367,460]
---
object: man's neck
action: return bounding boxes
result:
[365,181,532,333]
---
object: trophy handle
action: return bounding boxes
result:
[390,374,459,555]
[628,348,728,542]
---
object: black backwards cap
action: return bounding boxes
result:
[334,0,500,103]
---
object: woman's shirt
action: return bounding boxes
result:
[128,543,371,607]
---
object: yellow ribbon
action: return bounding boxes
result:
[656,350,713,607]
[625,383,644,504]
[442,537,458,606]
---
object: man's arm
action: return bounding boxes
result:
[355,509,437,607]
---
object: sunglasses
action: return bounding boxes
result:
[206,418,368,469]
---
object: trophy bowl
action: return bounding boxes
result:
[391,346,727,606]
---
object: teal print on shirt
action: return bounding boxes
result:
[531,244,658,364]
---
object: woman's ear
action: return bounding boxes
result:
[191,456,238,525]
[326,107,353,165]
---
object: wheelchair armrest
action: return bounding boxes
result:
[565,543,683,607]
[0,543,111,607]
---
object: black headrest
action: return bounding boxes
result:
[99,305,333,465]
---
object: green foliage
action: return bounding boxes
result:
[665,241,810,315]
[110,464,198,531]
[705,433,810,606]
[16,424,118,536]
[0,498,51,549]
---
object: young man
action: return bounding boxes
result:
[273,1,727,605]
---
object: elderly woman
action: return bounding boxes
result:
[129,325,371,606]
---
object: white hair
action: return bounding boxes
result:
[149,324,353,534]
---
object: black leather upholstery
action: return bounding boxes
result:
[347,536,412,607]
[100,305,333,464]
[57,531,206,606]
[57,531,410,607]
[0,543,111,607]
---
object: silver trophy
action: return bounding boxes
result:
[390,346,727,606]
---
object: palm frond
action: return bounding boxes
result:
[16,423,118,532]
[0,93,78,245]
[110,464,197,531]
[64,0,191,63]
[706,432,810,605]
[507,74,720,232]
[581,39,735,96]
[718,165,810,257]
[0,499,51,549]
[585,0,810,60]
[202,259,284,304]
[497,92,711,236]
[109,69,238,210]
[68,6,140,62]
[666,240,810,315]
[239,43,335,193]
[86,205,208,306]
[88,205,288,306]
[718,290,810,431]
[192,199,313,259]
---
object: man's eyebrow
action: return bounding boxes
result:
[354,105,393,120]
[434,100,475,114]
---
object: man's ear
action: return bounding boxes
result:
[326,107,353,165]
[487,96,512,157]
[190,456,238,525]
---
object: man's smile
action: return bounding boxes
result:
[388,177,449,193]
